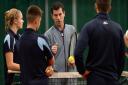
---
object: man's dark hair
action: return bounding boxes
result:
[96,0,111,13]
[26,5,43,22]
[51,1,65,14]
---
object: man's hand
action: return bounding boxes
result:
[45,66,54,77]
[51,43,58,55]
[82,70,91,79]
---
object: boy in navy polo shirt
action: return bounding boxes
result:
[17,5,54,85]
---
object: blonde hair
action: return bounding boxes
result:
[5,8,21,30]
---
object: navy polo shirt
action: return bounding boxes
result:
[17,28,53,85]
[74,13,125,79]
[3,29,20,84]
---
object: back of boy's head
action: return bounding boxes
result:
[26,5,43,23]
[96,0,111,13]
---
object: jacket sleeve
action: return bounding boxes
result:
[45,31,55,48]
[118,28,125,78]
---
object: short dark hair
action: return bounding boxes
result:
[96,0,111,13]
[51,1,65,14]
[26,5,43,22]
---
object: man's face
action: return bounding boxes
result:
[51,8,65,27]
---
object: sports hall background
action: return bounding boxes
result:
[0,0,128,85]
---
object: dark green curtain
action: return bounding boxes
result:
[0,0,6,84]
[77,0,128,32]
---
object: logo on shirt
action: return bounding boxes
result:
[103,21,108,25]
